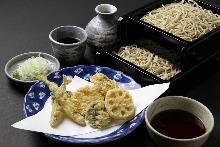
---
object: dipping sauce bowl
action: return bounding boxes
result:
[145,96,214,147]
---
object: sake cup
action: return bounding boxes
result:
[49,26,87,67]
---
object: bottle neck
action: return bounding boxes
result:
[97,13,116,19]
[95,4,117,18]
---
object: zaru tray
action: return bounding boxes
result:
[95,0,220,94]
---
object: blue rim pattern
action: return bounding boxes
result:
[24,65,145,144]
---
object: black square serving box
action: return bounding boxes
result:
[95,0,220,94]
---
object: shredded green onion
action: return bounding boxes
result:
[12,56,55,81]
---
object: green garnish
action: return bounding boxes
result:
[11,56,55,81]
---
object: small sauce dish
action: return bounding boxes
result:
[5,52,60,87]
[145,96,214,147]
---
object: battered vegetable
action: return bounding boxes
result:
[85,101,111,129]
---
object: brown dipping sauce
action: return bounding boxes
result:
[57,37,80,44]
[150,109,206,139]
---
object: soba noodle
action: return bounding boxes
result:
[114,44,181,80]
[140,0,220,41]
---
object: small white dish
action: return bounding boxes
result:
[5,52,60,87]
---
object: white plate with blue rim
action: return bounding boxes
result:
[24,65,145,144]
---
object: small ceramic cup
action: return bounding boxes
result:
[145,96,214,147]
[49,26,87,66]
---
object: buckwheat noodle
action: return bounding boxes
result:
[140,0,220,41]
[114,44,181,80]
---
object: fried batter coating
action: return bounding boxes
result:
[38,72,135,129]
[49,93,64,128]
[37,72,86,126]
[57,90,86,126]
[105,88,135,120]
[85,101,111,129]
[90,73,118,96]
[71,85,105,116]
